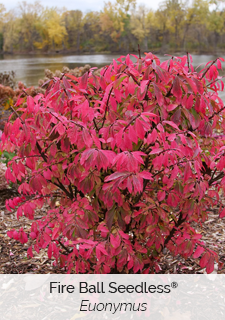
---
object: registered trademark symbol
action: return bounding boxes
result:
[171,282,178,289]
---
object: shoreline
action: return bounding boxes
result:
[1,50,225,57]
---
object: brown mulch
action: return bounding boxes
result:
[0,188,225,274]
[0,188,67,274]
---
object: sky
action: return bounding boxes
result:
[1,0,163,12]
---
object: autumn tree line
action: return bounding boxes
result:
[0,0,225,54]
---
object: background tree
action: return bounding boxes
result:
[154,1,171,52]
[207,0,225,52]
[1,0,225,54]
[2,10,19,53]
[63,10,83,52]
[130,5,152,51]
[16,1,43,52]
[38,7,67,51]
[100,0,136,52]
[0,4,5,51]
[82,11,102,52]
[165,0,186,51]
[187,0,210,53]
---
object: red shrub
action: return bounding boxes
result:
[1,52,225,273]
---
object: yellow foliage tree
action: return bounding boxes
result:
[34,8,67,51]
[130,5,155,50]
[2,10,19,52]
[100,0,136,50]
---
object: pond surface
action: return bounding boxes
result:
[0,54,121,87]
[0,53,225,101]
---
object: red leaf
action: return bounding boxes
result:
[157,190,166,201]
[82,128,93,148]
[63,77,71,89]
[147,128,157,144]
[153,83,164,106]
[129,125,138,144]
[193,246,205,258]
[17,206,23,219]
[52,227,60,240]
[43,169,52,180]
[48,243,52,259]
[162,120,180,131]
[115,128,123,147]
[105,208,115,230]
[135,118,145,139]
[7,229,15,239]
[65,73,79,81]
[105,171,128,182]
[206,255,215,274]
[199,252,210,268]
[79,72,88,90]
[167,104,178,111]
[155,65,170,83]
[13,230,19,240]
[171,76,182,100]
[5,168,16,183]
[92,132,101,149]
[127,77,135,95]
[98,244,108,256]
[27,246,33,258]
[217,59,222,70]
[186,94,193,109]
[57,123,65,136]
[30,177,42,193]
[19,229,28,244]
[30,232,36,240]
[193,78,204,94]
[171,108,181,125]
[27,96,35,113]
[167,193,179,207]
[139,171,153,180]
[150,148,162,155]
[110,234,121,249]
[219,208,225,218]
[132,175,143,193]
[184,163,192,182]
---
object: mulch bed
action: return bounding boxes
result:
[1,188,225,274]
[0,188,66,274]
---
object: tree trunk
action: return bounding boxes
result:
[77,31,80,53]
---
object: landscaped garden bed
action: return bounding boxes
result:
[1,53,225,274]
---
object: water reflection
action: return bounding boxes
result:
[0,53,224,101]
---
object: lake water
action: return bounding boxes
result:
[0,53,225,101]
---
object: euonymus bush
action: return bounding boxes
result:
[1,52,225,273]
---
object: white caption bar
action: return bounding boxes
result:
[0,274,225,319]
